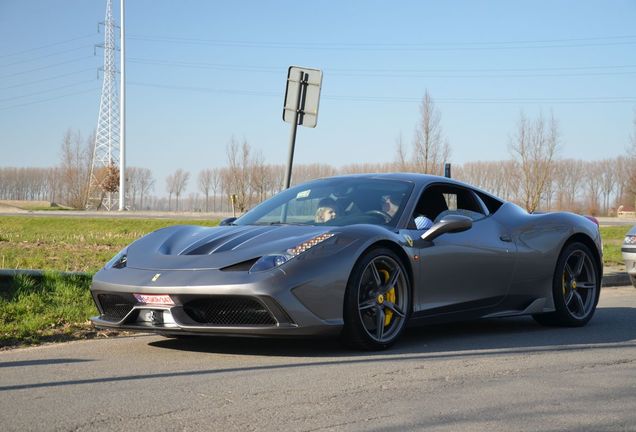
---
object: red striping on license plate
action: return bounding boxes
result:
[133,294,174,305]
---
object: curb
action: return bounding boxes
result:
[0,269,92,295]
[0,269,91,278]
[602,272,632,288]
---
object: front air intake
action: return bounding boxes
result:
[183,296,276,326]
[98,294,135,321]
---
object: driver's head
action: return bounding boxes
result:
[315,198,338,223]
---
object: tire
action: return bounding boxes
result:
[342,248,411,350]
[533,242,600,327]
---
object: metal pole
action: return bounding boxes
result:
[284,71,305,189]
[118,0,126,210]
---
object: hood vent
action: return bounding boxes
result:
[219,257,260,272]
[181,226,272,256]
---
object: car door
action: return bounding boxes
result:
[408,184,517,315]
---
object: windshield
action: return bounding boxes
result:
[235,177,414,228]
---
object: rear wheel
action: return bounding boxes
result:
[343,248,410,350]
[533,242,600,327]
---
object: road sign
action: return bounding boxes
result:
[283,66,322,128]
[283,66,323,189]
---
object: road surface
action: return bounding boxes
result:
[1,287,635,431]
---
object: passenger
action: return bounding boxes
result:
[381,194,400,217]
[315,198,339,223]
[382,194,433,230]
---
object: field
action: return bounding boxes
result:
[0,216,219,273]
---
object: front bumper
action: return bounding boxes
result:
[622,246,636,287]
[90,265,345,337]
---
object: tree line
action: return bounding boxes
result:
[1,92,634,215]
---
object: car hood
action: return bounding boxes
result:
[125,224,333,271]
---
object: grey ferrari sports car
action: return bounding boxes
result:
[90,173,603,349]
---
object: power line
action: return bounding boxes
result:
[0,45,94,68]
[129,81,279,97]
[0,68,95,91]
[0,34,95,58]
[128,57,636,79]
[128,33,636,51]
[0,56,96,80]
[0,87,98,112]
[0,80,96,103]
[129,81,636,105]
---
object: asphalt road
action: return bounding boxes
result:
[1,287,636,432]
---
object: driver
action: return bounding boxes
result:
[315,198,339,223]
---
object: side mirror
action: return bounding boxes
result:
[219,217,237,226]
[420,214,472,241]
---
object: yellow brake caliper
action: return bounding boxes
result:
[563,271,567,296]
[378,269,396,326]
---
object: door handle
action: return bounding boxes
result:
[499,234,512,242]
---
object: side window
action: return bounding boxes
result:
[413,184,486,227]
[443,193,457,210]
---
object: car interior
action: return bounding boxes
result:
[410,184,487,229]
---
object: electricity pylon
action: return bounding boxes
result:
[87,0,120,211]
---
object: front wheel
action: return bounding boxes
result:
[533,242,600,327]
[342,248,411,350]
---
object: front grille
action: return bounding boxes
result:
[98,294,135,321]
[183,296,276,326]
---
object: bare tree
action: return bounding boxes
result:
[210,167,220,212]
[59,129,92,209]
[126,167,140,209]
[599,159,616,214]
[172,169,190,211]
[198,168,213,212]
[585,162,603,215]
[394,133,409,171]
[553,159,585,211]
[509,111,561,213]
[138,168,154,210]
[250,150,268,203]
[412,90,451,175]
[166,173,176,211]
[224,137,253,212]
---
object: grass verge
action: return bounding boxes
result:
[600,225,630,268]
[0,272,103,348]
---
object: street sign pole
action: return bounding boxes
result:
[285,70,305,189]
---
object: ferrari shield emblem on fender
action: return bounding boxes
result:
[151,273,161,282]
[403,234,414,247]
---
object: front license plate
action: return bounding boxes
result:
[133,294,174,305]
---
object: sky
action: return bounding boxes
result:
[0,0,635,197]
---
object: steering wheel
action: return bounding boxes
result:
[364,210,392,223]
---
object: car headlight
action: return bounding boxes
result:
[625,235,636,246]
[249,233,335,273]
[249,254,290,272]
[105,248,128,269]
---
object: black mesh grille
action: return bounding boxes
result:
[183,296,276,326]
[98,294,134,321]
